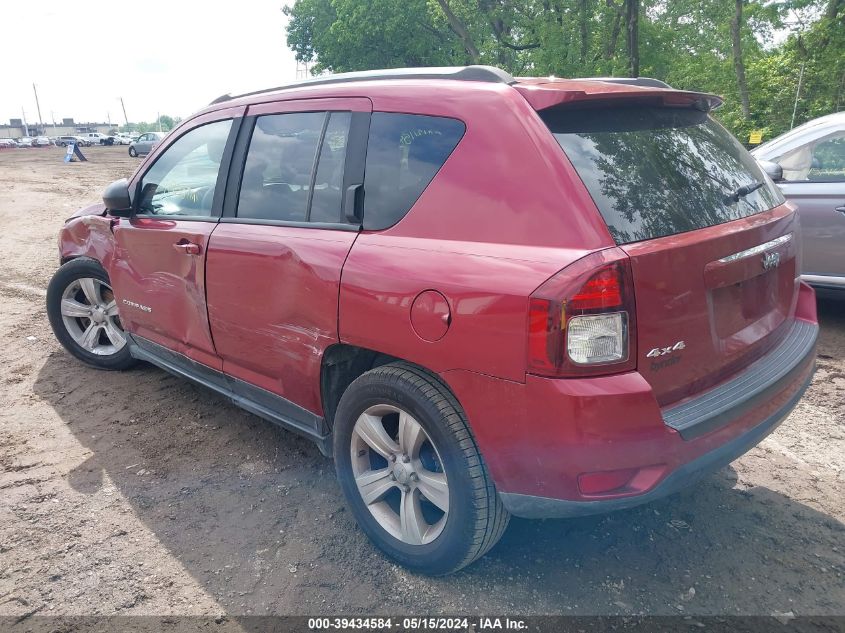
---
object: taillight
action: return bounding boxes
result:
[527,248,637,377]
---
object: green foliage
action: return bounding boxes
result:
[284,0,468,73]
[122,115,182,134]
[284,0,845,139]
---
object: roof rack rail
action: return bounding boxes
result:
[579,76,673,89]
[210,65,516,105]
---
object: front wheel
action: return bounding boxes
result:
[333,362,509,575]
[46,258,137,370]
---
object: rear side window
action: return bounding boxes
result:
[237,111,351,223]
[541,106,784,244]
[363,113,465,230]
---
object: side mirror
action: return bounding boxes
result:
[758,160,783,182]
[103,178,132,217]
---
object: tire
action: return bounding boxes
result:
[128,146,137,157]
[333,362,509,575]
[46,258,137,371]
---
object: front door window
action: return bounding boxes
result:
[137,120,232,217]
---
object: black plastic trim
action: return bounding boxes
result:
[222,115,256,219]
[662,319,818,440]
[218,217,360,231]
[341,111,371,224]
[500,365,814,519]
[127,334,331,455]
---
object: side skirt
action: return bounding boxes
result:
[127,334,332,456]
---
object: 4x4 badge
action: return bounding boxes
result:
[762,251,781,271]
[646,340,686,358]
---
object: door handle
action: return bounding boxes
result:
[835,206,845,214]
[173,240,201,255]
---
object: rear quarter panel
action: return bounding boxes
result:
[340,85,614,382]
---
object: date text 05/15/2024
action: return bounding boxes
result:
[307,617,528,630]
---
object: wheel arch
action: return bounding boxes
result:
[321,344,460,430]
[58,215,117,273]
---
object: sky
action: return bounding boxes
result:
[0,0,300,126]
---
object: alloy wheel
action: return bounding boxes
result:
[60,277,126,356]
[350,404,449,546]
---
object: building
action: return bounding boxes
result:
[0,118,115,139]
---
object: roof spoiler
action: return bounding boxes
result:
[578,77,673,89]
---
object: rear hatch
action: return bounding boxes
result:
[539,99,797,406]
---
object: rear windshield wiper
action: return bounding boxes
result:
[724,180,764,204]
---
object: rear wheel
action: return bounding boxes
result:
[128,146,137,157]
[46,258,137,370]
[333,362,509,575]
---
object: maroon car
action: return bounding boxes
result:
[46,66,818,575]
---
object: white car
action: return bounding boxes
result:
[0,138,17,148]
[33,136,52,147]
[114,133,134,145]
[18,137,34,147]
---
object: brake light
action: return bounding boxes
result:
[569,267,623,311]
[527,249,637,377]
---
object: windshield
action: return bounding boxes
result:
[542,105,784,244]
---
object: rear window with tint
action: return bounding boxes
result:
[541,106,784,244]
[363,113,465,230]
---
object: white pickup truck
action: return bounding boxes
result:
[83,132,115,146]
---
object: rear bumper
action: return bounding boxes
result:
[662,318,817,440]
[500,365,813,518]
[443,283,819,519]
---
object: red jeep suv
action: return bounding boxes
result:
[46,66,818,575]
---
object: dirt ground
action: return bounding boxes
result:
[0,146,843,619]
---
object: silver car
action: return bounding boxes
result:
[752,112,845,293]
[128,132,165,157]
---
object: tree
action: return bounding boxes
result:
[284,0,468,73]
[435,0,481,63]
[282,0,844,139]
[625,0,639,77]
[731,0,751,119]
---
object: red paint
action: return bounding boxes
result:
[621,203,799,406]
[443,283,814,502]
[410,290,451,342]
[206,223,358,414]
[54,74,818,510]
[109,217,221,369]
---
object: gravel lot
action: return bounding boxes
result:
[0,146,843,619]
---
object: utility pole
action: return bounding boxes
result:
[157,111,162,132]
[120,97,128,126]
[790,62,805,130]
[32,83,44,128]
[21,108,29,137]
